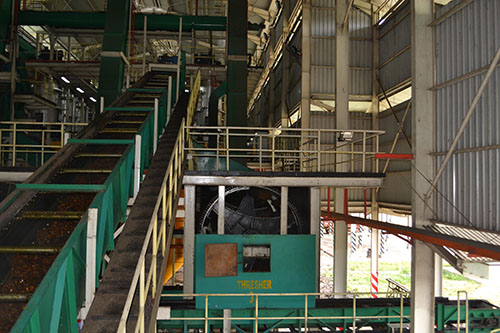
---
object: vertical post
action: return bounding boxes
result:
[281,0,291,128]
[334,0,350,296]
[301,0,312,129]
[435,253,443,296]
[411,0,435,331]
[134,134,142,199]
[67,36,71,61]
[223,309,231,333]
[100,96,104,114]
[310,187,320,291]
[176,17,183,99]
[280,187,288,235]
[167,76,173,122]
[370,228,379,298]
[142,15,147,75]
[184,185,195,294]
[82,208,98,320]
[12,123,16,167]
[218,186,225,234]
[153,98,158,154]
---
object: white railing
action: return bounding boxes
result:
[184,126,384,173]
[161,291,409,332]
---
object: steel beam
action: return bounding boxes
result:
[17,11,227,31]
[183,175,384,187]
[330,212,500,261]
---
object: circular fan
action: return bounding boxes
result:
[199,186,304,234]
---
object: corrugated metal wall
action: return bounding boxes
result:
[435,0,500,231]
[349,10,372,96]
[311,2,336,95]
[310,5,372,97]
[378,103,412,205]
[379,0,411,91]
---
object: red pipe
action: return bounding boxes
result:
[375,153,413,160]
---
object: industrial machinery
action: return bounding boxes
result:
[0,71,182,332]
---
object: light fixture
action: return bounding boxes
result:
[76,87,84,94]
[338,131,354,142]
[61,76,70,83]
[89,97,97,102]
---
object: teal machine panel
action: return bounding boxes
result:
[195,234,316,309]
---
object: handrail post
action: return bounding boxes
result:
[41,129,45,166]
[12,123,16,167]
[216,132,220,171]
[375,134,379,172]
[162,187,167,256]
[204,295,208,332]
[225,128,229,171]
[400,292,404,331]
[351,142,354,172]
[254,294,259,333]
[139,261,145,332]
[259,134,262,170]
[317,129,321,172]
[304,294,308,332]
[271,132,275,171]
[153,98,158,154]
[362,131,366,172]
[152,215,157,299]
[353,294,357,332]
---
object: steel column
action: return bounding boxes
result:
[280,186,288,235]
[226,0,248,158]
[218,185,225,234]
[310,187,321,292]
[411,0,435,331]
[300,0,312,129]
[281,0,291,128]
[183,185,195,294]
[97,0,131,105]
[334,0,350,296]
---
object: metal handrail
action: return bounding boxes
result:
[161,291,409,332]
[457,290,469,333]
[0,121,88,167]
[117,118,185,333]
[185,126,384,173]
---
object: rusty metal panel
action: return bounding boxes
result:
[205,243,238,277]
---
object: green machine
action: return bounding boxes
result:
[195,234,316,309]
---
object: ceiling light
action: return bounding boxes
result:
[89,97,96,102]
[76,87,84,94]
[61,76,70,83]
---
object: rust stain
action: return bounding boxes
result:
[205,243,238,277]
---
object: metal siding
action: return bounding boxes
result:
[378,102,412,173]
[378,0,411,90]
[435,0,500,231]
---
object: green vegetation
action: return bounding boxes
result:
[340,260,498,305]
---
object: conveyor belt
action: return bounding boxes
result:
[0,72,176,332]
[82,93,188,332]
